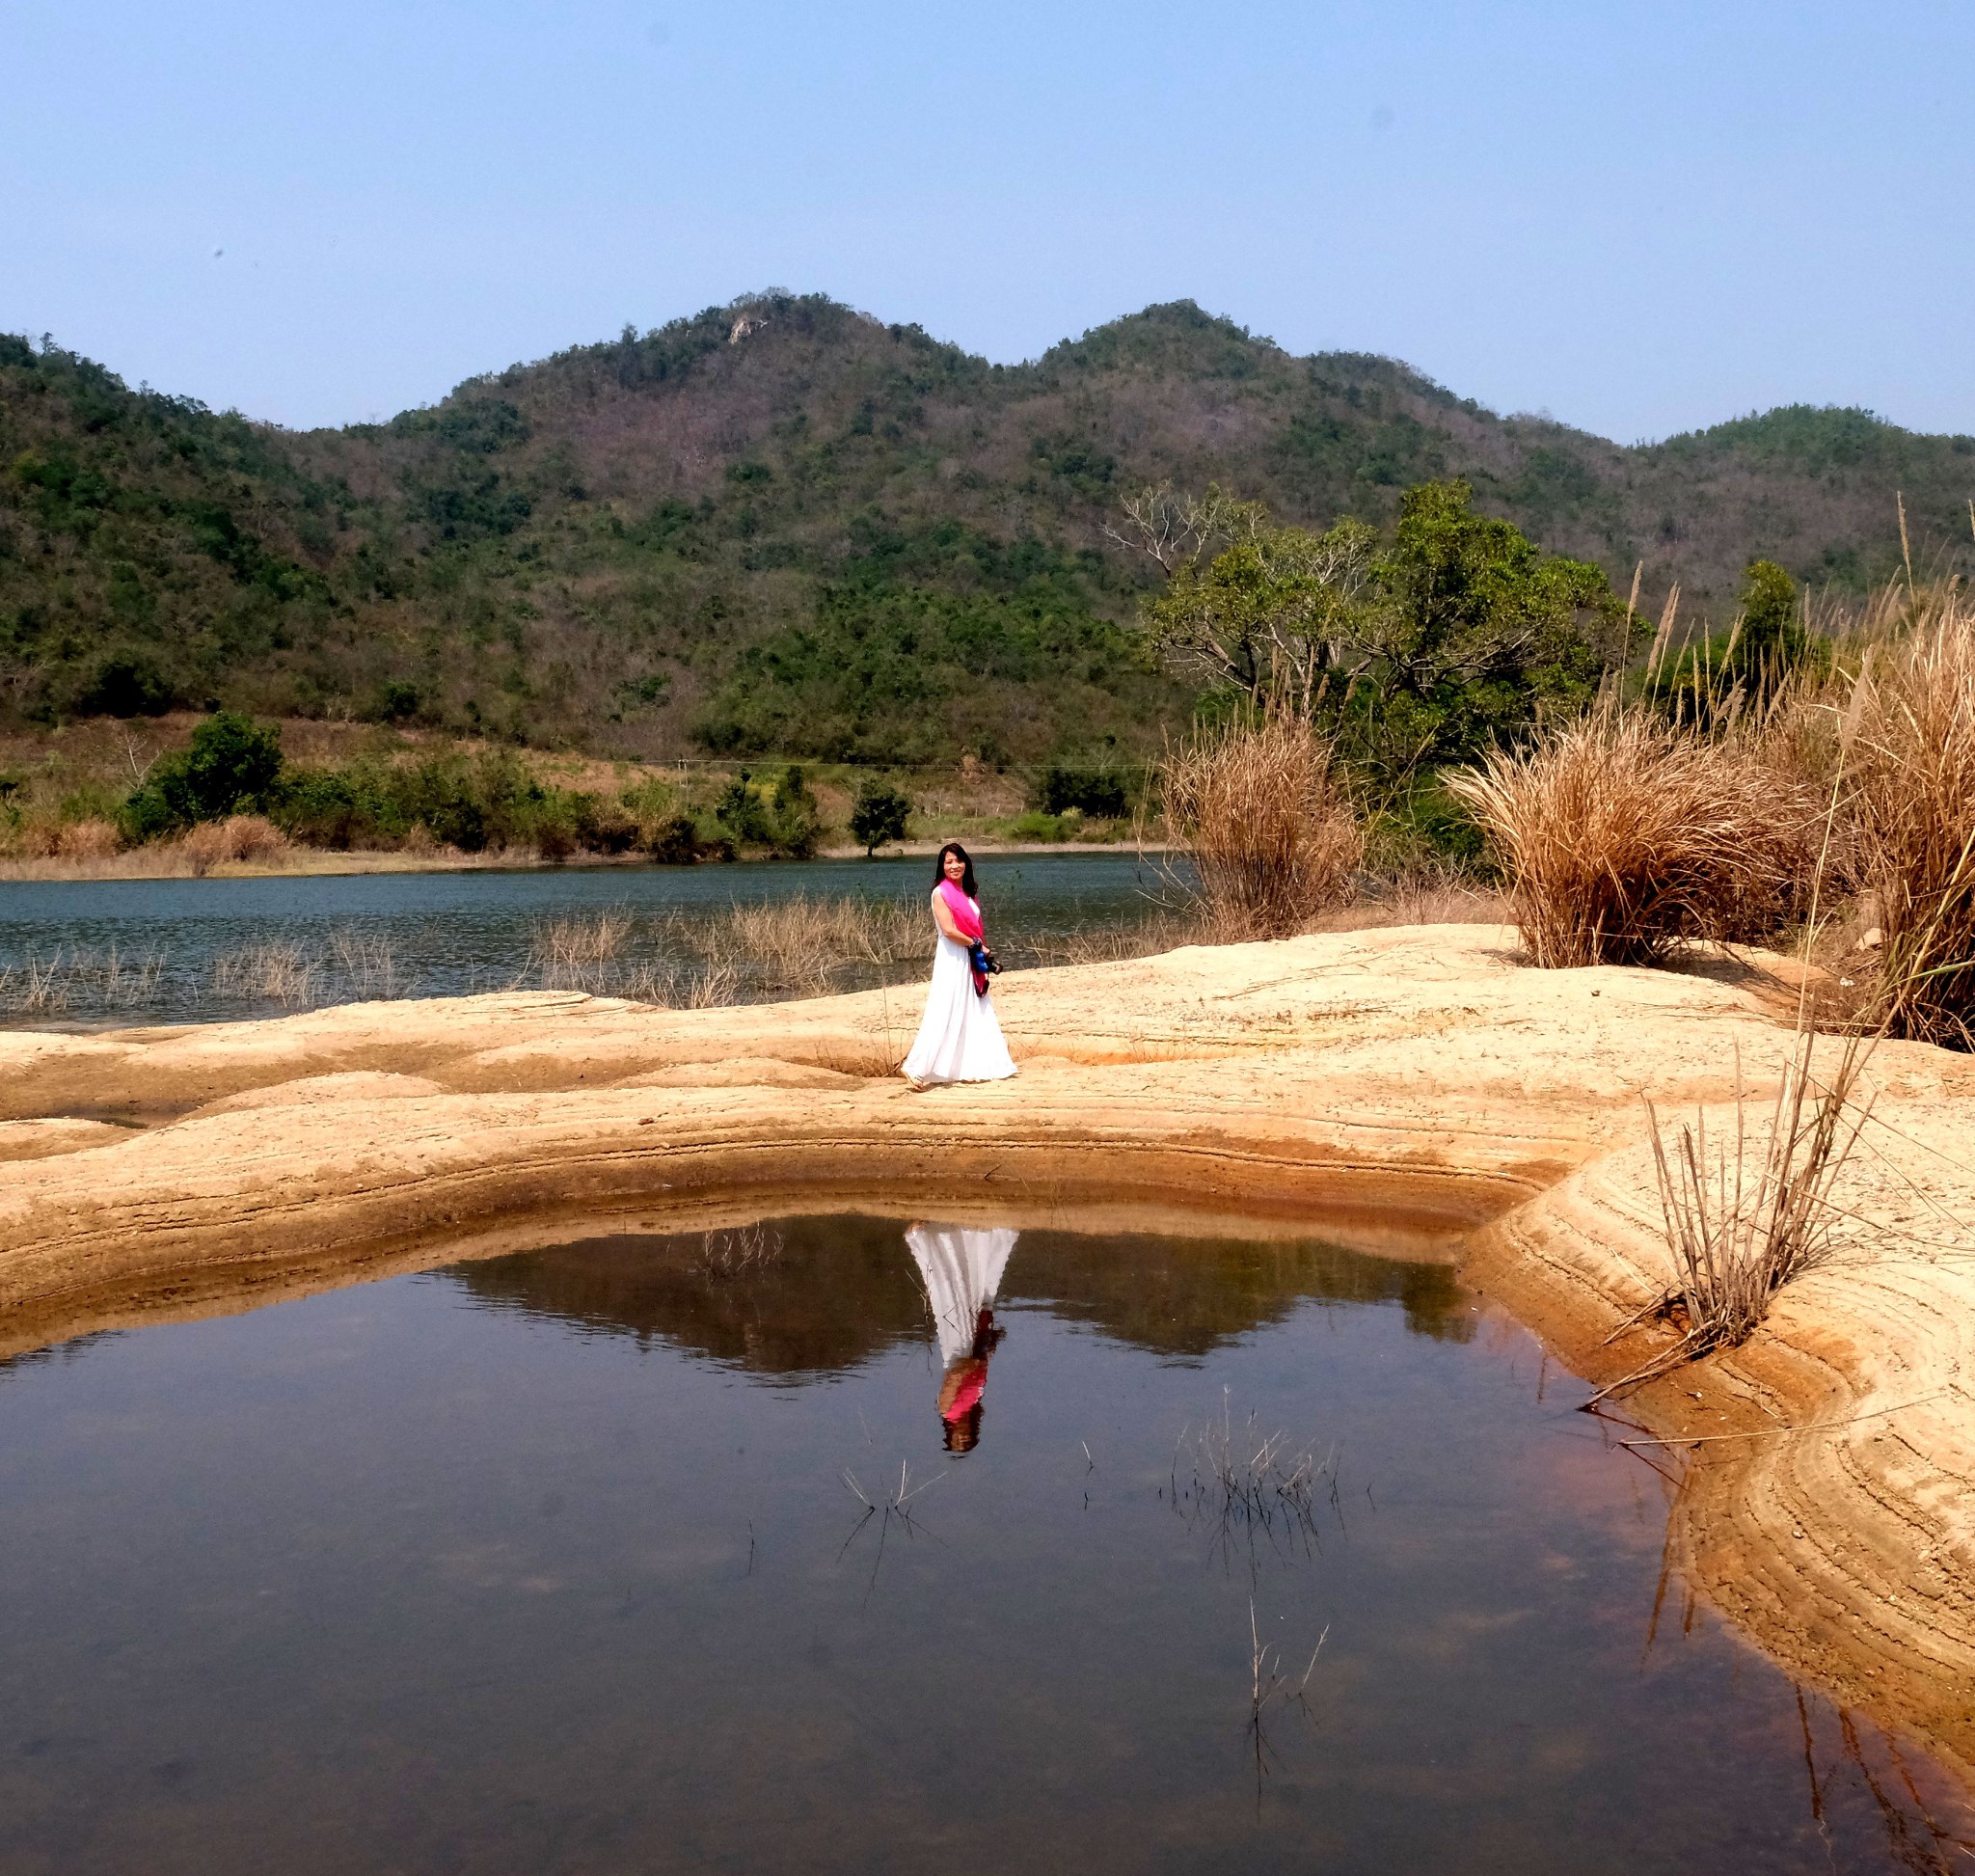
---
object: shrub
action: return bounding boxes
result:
[571,793,638,855]
[371,680,423,722]
[645,814,706,864]
[1038,763,1130,819]
[714,771,773,846]
[123,712,285,838]
[70,651,176,719]
[1650,558,1826,723]
[1447,705,1821,967]
[710,767,822,857]
[274,763,402,850]
[1162,717,1362,938]
[1844,593,1975,1047]
[1006,810,1069,842]
[850,779,912,856]
[768,766,822,859]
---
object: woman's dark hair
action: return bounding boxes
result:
[933,841,978,898]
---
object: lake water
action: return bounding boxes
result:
[2,1214,1966,1874]
[0,852,1190,1027]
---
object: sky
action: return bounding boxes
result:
[4,0,1971,442]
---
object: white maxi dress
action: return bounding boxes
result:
[900,894,1017,1087]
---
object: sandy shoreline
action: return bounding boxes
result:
[1,923,1970,1788]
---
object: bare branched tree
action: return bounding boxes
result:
[117,729,159,788]
[1135,513,1379,716]
[1103,481,1266,574]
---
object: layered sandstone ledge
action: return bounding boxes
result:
[3,925,1971,1781]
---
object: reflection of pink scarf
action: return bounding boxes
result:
[937,879,989,994]
[942,1358,988,1422]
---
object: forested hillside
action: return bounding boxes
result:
[4,298,1971,763]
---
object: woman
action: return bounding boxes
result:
[900,842,1017,1091]
[905,1224,1017,1454]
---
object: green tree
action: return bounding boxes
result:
[850,778,911,856]
[714,770,773,846]
[1339,480,1625,797]
[1649,557,1818,722]
[1134,498,1377,715]
[1123,479,1629,805]
[768,766,822,859]
[123,712,285,839]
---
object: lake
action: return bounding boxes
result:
[2,1212,1965,1874]
[0,852,1191,1027]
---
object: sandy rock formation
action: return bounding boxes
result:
[1,924,1970,1784]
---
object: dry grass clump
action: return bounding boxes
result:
[1162,718,1362,938]
[532,911,633,968]
[329,928,403,1001]
[0,947,170,1020]
[1595,1028,1871,1401]
[1309,859,1508,935]
[517,895,929,1006]
[176,815,289,876]
[212,940,319,1005]
[720,894,920,986]
[53,819,124,860]
[700,894,929,995]
[1025,913,1204,967]
[11,818,124,860]
[0,953,72,1018]
[692,1223,783,1281]
[1842,592,1975,1047]
[1449,707,1821,967]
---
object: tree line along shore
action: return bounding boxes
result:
[0,719,1155,878]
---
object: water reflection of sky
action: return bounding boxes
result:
[0,1216,1966,1874]
[0,851,1193,1025]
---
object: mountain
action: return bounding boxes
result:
[3,298,1971,763]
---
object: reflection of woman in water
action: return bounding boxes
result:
[905,1224,1016,1453]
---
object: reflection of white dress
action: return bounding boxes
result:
[901,917,1017,1087]
[905,1226,1018,1362]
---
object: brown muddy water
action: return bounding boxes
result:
[1,1216,1968,1874]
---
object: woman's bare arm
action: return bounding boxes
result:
[931,888,964,942]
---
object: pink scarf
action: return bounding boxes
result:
[936,877,985,943]
[937,878,989,993]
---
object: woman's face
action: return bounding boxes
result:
[943,851,966,882]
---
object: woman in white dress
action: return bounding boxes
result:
[905,1223,1018,1453]
[900,842,1017,1091]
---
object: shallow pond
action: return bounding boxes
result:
[0,851,1188,1027]
[1,1215,1967,1874]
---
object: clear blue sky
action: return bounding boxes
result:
[5,0,1970,442]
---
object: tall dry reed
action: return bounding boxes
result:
[330,928,403,1001]
[531,911,633,969]
[1449,706,1821,967]
[1842,589,1975,1047]
[1162,718,1362,938]
[211,940,319,1005]
[714,893,928,994]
